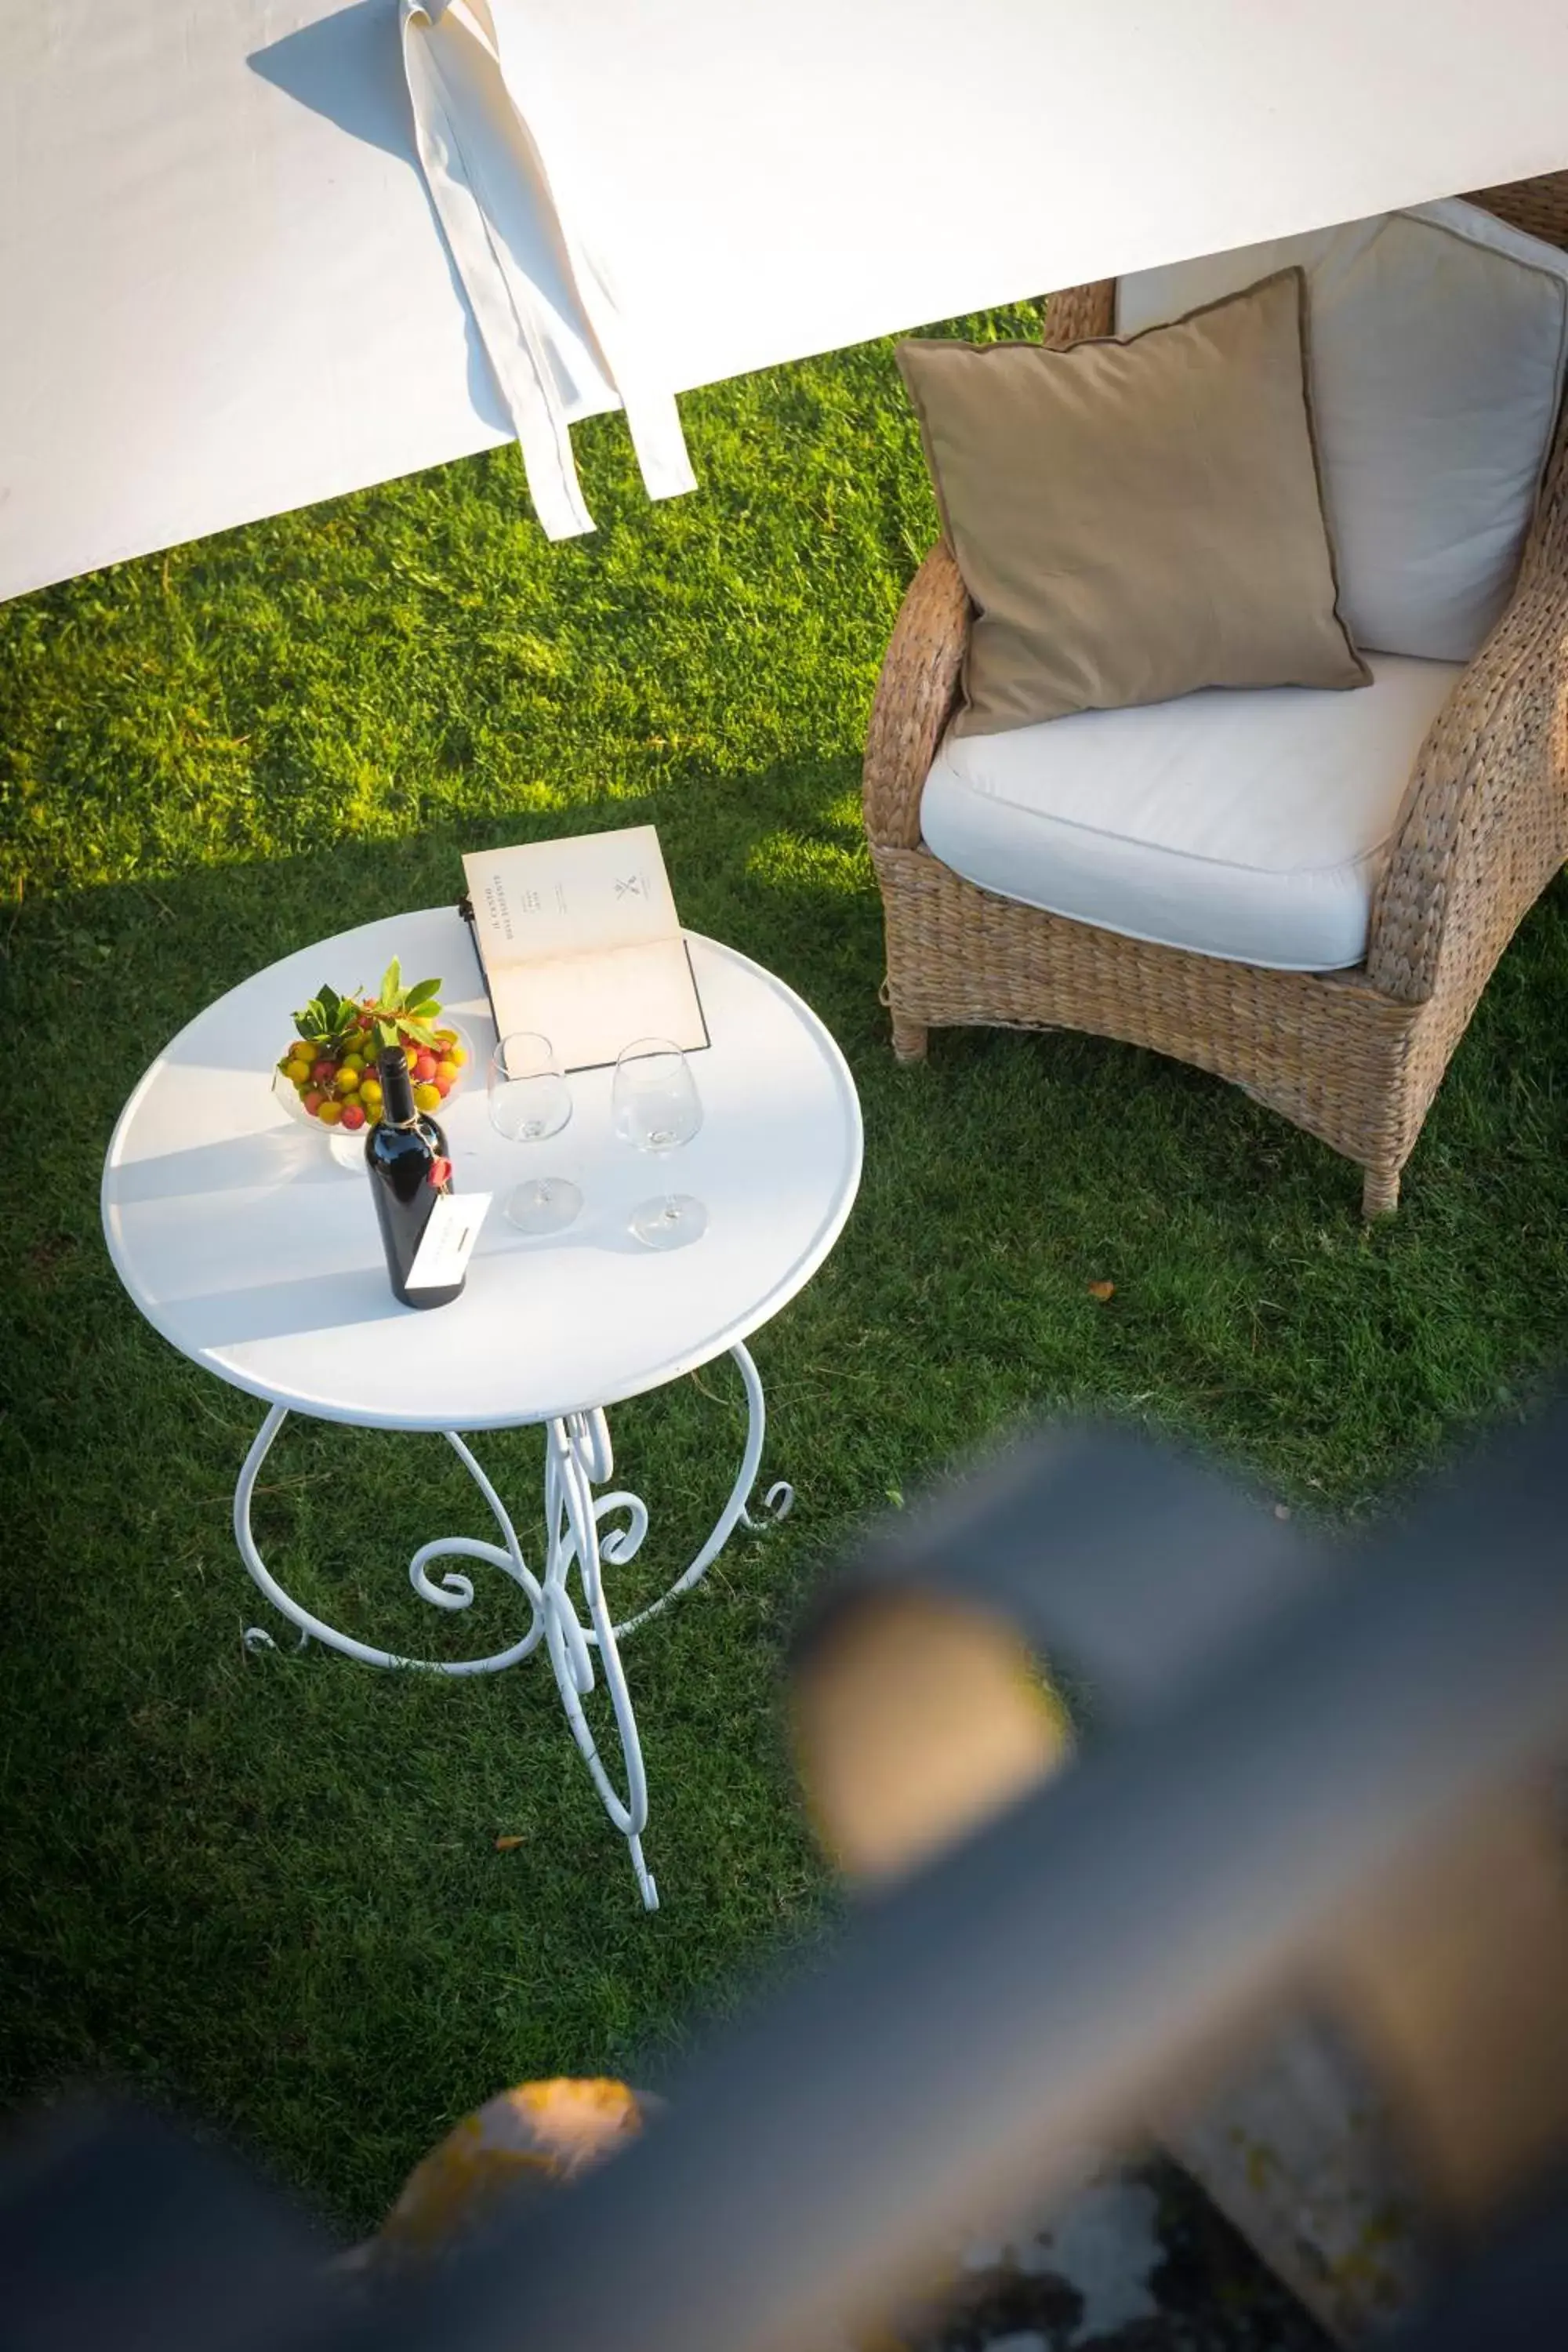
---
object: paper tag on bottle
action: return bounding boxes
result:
[405,1192,492,1294]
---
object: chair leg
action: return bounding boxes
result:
[1361,1163,1401,1220]
[891,1014,929,1063]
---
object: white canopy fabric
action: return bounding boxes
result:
[5,0,1568,600]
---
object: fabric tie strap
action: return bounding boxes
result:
[400,0,696,539]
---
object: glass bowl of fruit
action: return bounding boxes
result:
[273,960,473,1171]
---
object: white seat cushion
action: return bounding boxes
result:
[920,656,1460,972]
[1117,200,1568,663]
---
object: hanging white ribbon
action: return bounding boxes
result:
[400,0,695,539]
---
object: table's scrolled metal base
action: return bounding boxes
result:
[234,1341,791,1912]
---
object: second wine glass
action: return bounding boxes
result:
[612,1037,706,1250]
[487,1032,582,1235]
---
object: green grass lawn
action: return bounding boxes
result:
[3,299,1567,2242]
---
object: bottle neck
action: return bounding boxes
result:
[378,1047,419,1128]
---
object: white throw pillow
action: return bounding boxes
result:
[1116,199,1568,662]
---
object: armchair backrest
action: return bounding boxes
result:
[1104,192,1568,666]
[1043,172,1568,334]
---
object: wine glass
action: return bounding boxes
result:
[486,1032,582,1235]
[612,1037,706,1250]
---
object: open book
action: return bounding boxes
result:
[459,826,708,1072]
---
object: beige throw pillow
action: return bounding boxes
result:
[897,270,1369,736]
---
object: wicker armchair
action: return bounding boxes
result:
[864,176,1568,1216]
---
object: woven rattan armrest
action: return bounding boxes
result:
[1367,437,1568,1004]
[862,542,970,851]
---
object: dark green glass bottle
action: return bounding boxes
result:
[364,1047,464,1309]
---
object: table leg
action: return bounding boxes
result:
[524,1342,791,1911]
[235,1403,550,1674]
[584,1341,794,1647]
[233,1341,789,1909]
[542,1413,658,1909]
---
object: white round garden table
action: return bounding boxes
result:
[101,906,862,1911]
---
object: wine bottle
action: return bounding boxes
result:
[365,1047,465,1309]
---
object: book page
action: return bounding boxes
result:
[463,825,706,1070]
[489,938,708,1069]
[463,826,679,969]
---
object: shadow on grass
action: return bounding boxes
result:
[7,753,869,1044]
[13,760,1568,1528]
[7,770,1568,2237]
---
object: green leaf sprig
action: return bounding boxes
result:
[286,982,359,1067]
[368,957,444,1056]
[286,960,446,1075]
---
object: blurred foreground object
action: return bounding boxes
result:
[4,1408,1568,2352]
[789,1422,1568,2338]
[373,2079,649,2269]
